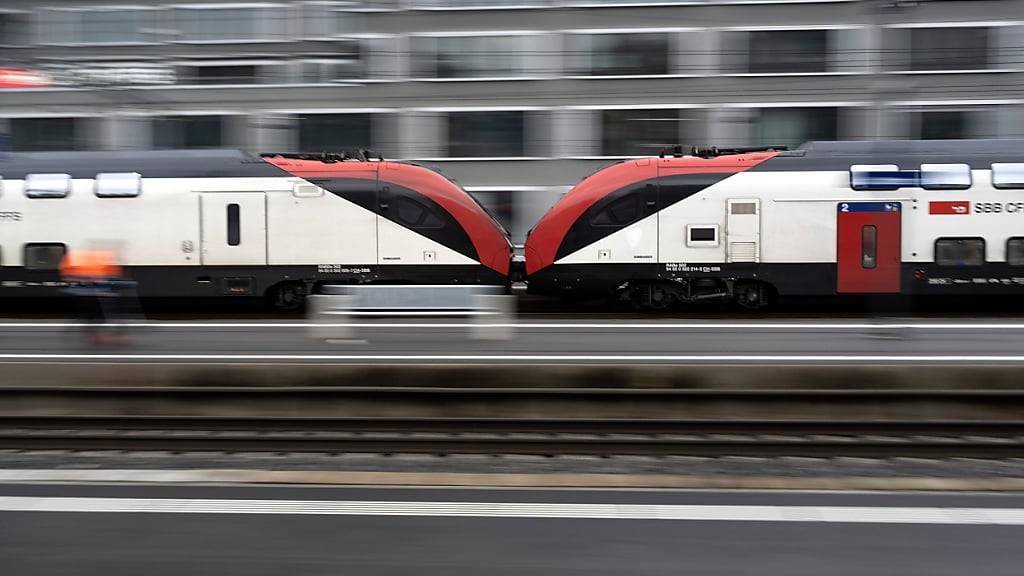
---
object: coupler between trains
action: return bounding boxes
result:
[618,278,773,311]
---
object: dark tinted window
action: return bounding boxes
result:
[574,33,669,76]
[447,111,525,157]
[935,238,985,266]
[756,107,838,148]
[298,113,372,153]
[601,109,680,156]
[916,111,968,140]
[689,227,717,242]
[862,225,877,269]
[396,196,444,229]
[11,118,80,151]
[748,30,829,73]
[24,243,66,271]
[1008,238,1024,266]
[910,27,989,71]
[591,194,639,227]
[227,204,240,246]
[153,116,223,149]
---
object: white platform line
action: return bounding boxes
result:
[1,497,1022,524]
[3,322,1024,330]
[0,353,1023,363]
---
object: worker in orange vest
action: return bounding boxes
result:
[60,249,126,344]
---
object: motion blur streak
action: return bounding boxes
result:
[3,497,1024,525]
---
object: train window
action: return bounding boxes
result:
[23,243,66,271]
[687,225,719,247]
[396,196,444,229]
[935,238,985,266]
[920,164,971,190]
[227,204,240,246]
[591,194,639,227]
[1008,238,1024,266]
[95,173,142,198]
[24,173,71,198]
[861,226,877,269]
[992,163,1024,189]
[850,165,917,191]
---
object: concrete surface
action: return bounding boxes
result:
[1,483,1023,575]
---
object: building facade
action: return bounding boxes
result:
[0,0,1017,242]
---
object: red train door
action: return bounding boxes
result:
[836,202,901,293]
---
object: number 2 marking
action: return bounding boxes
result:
[840,203,849,212]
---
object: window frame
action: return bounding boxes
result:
[95,172,142,198]
[920,163,971,191]
[935,237,985,267]
[686,224,720,248]
[992,163,1024,190]
[24,173,72,199]
[395,195,445,230]
[861,225,877,269]
[23,242,67,271]
[227,203,241,246]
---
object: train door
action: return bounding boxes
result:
[726,199,760,263]
[836,202,900,293]
[200,193,267,266]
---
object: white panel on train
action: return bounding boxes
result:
[266,187,377,265]
[726,199,760,263]
[556,214,658,265]
[200,193,267,266]
[376,216,475,265]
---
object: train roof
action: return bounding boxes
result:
[759,139,1024,171]
[0,149,287,179]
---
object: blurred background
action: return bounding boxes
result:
[0,0,1013,243]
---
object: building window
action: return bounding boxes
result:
[909,27,989,71]
[413,36,527,79]
[153,116,224,149]
[747,30,829,74]
[601,109,681,157]
[569,33,669,76]
[0,12,31,46]
[10,118,80,151]
[1008,238,1024,266]
[182,64,260,85]
[992,163,1024,189]
[40,8,156,45]
[755,107,838,148]
[687,225,719,247]
[914,110,969,140]
[447,111,525,157]
[24,243,66,271]
[297,113,373,153]
[935,238,985,266]
[920,164,971,190]
[174,7,286,42]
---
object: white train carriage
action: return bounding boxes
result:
[0,150,511,309]
[525,140,1024,309]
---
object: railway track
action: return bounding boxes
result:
[1,416,1022,458]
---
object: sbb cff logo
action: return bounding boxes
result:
[929,201,970,215]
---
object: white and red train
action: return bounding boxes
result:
[0,150,511,309]
[2,140,1023,311]
[525,139,1024,309]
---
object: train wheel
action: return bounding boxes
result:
[267,282,307,312]
[735,282,773,310]
[632,282,674,312]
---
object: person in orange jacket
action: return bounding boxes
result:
[60,249,126,344]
